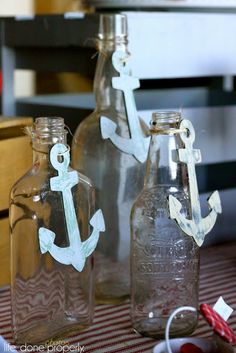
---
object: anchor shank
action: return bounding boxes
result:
[61,187,82,249]
[122,88,141,141]
[187,158,202,222]
[113,73,141,141]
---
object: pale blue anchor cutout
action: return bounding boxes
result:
[169,119,222,247]
[100,51,150,163]
[38,143,105,272]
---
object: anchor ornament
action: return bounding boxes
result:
[39,143,105,272]
[169,119,222,246]
[100,51,150,163]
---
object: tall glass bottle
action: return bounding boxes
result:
[130,112,200,338]
[10,117,95,344]
[72,14,146,303]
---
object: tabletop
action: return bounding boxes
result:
[1,242,236,353]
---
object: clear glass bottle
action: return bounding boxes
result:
[130,112,200,338]
[72,14,146,303]
[10,117,95,344]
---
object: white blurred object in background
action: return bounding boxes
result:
[0,0,35,98]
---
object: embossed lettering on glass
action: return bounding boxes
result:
[72,14,149,303]
[10,118,98,344]
[130,112,200,338]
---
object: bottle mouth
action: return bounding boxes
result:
[33,117,66,136]
[97,13,128,42]
[150,111,181,134]
[31,117,68,145]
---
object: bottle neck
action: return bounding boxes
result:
[94,40,128,112]
[31,118,67,171]
[144,131,187,189]
[32,136,67,170]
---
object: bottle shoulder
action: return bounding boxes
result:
[11,166,94,198]
[71,167,94,189]
[73,109,148,148]
[74,110,147,127]
[132,185,189,213]
[136,185,188,198]
[10,168,34,194]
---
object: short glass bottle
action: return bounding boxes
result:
[72,14,146,303]
[10,117,95,344]
[130,112,200,338]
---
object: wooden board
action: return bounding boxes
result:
[0,116,32,129]
[0,117,33,211]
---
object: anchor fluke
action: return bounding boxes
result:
[208,190,222,214]
[82,209,106,258]
[200,190,222,238]
[39,227,55,254]
[100,116,117,139]
[169,195,182,219]
[90,209,105,231]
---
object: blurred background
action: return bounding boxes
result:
[4,0,236,102]
[0,0,91,98]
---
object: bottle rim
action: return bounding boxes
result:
[152,111,181,123]
[32,117,67,138]
[150,110,181,134]
[150,111,181,134]
[97,13,128,42]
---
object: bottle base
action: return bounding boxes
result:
[132,317,198,339]
[95,294,129,305]
[13,317,91,345]
[95,280,130,304]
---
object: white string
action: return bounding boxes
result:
[165,306,197,353]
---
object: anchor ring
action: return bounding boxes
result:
[50,143,70,171]
[57,144,70,155]
[180,119,195,145]
[112,51,130,74]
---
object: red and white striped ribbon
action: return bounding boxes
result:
[1,243,236,353]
